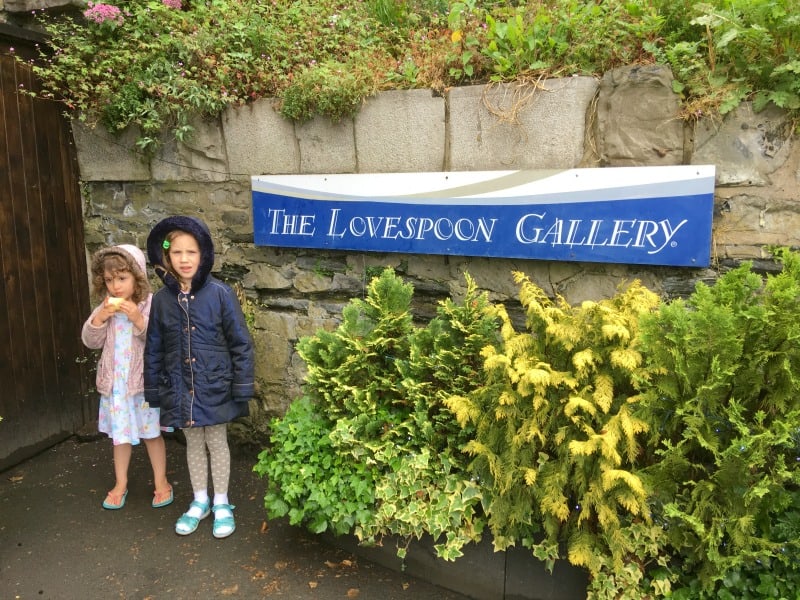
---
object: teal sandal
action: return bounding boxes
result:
[212,504,236,539]
[175,500,211,535]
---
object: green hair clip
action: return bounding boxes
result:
[162,240,170,250]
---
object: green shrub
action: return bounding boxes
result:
[361,272,502,559]
[635,249,800,595]
[256,255,800,598]
[255,268,501,558]
[253,395,377,536]
[648,0,800,117]
[446,273,665,596]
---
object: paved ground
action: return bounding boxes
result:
[0,434,470,600]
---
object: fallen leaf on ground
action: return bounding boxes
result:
[220,583,239,595]
[308,581,318,589]
[347,588,360,597]
[263,579,281,593]
[8,476,23,483]
[260,521,268,534]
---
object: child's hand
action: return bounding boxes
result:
[116,300,145,330]
[91,297,120,326]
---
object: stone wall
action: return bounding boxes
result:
[67,65,799,427]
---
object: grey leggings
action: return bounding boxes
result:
[183,424,230,495]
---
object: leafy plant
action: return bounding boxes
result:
[635,249,800,595]
[255,269,501,559]
[647,0,800,119]
[279,57,382,123]
[253,395,378,536]
[359,272,502,559]
[257,254,800,598]
[20,0,800,152]
[446,273,664,594]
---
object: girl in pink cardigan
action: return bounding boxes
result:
[81,244,172,510]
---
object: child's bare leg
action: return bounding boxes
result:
[111,443,132,493]
[103,443,132,507]
[143,436,171,498]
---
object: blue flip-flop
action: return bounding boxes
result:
[152,486,174,508]
[102,489,128,510]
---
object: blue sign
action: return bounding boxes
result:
[252,166,716,267]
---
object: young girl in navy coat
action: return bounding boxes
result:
[144,216,254,538]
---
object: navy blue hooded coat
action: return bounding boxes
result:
[143,216,254,429]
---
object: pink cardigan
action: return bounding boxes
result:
[81,295,152,397]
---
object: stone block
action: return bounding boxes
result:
[293,271,333,293]
[593,64,684,166]
[448,78,597,171]
[222,99,299,176]
[243,263,292,290]
[355,88,446,173]
[4,0,71,12]
[297,116,356,174]
[692,102,795,186]
[254,327,292,384]
[505,546,588,600]
[325,533,590,600]
[327,533,506,600]
[72,120,150,182]
[713,192,800,251]
[151,115,228,183]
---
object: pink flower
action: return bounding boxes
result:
[162,0,182,8]
[83,2,124,26]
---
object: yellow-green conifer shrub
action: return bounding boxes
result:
[446,272,663,593]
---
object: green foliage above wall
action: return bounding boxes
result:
[19,0,799,153]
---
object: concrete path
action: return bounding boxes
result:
[0,434,469,600]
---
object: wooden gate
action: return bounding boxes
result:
[0,24,92,470]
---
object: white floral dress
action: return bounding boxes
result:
[98,313,163,445]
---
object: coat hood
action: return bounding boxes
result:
[146,216,215,293]
[89,243,151,301]
[91,244,148,280]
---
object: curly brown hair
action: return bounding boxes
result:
[90,252,150,304]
